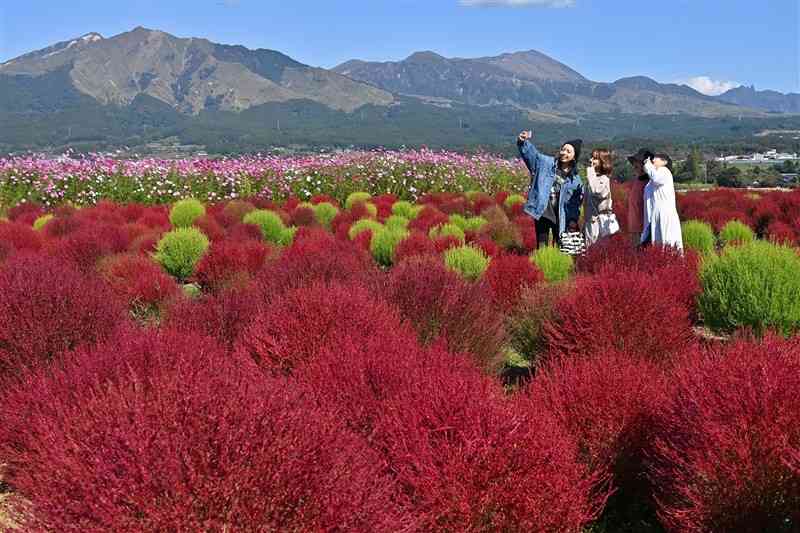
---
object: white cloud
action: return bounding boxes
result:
[684,76,741,96]
[459,0,576,7]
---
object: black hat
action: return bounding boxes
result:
[627,148,654,164]
[561,139,583,162]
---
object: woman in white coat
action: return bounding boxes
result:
[641,153,683,251]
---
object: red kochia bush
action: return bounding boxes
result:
[48,222,131,272]
[394,230,439,262]
[299,338,606,532]
[481,253,543,311]
[408,205,449,234]
[650,336,800,532]
[0,328,407,532]
[543,269,694,362]
[0,221,43,257]
[384,255,506,373]
[99,254,179,313]
[524,352,667,501]
[6,201,44,222]
[237,281,414,374]
[194,240,274,293]
[577,236,701,317]
[164,285,260,352]
[255,228,377,302]
[0,254,123,378]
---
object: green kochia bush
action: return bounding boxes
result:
[392,201,421,219]
[348,219,384,240]
[370,226,410,266]
[243,210,293,245]
[429,223,466,244]
[504,193,526,209]
[531,246,574,283]
[699,240,800,336]
[32,214,54,231]
[345,192,372,209]
[719,220,755,247]
[154,227,210,280]
[384,215,410,231]
[444,245,490,281]
[681,220,716,256]
[312,202,339,228]
[463,216,488,232]
[169,199,206,228]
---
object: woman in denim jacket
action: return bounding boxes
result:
[517,130,584,248]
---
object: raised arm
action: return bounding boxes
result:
[517,138,540,175]
[644,159,673,186]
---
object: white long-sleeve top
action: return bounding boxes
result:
[641,160,683,251]
[583,167,616,246]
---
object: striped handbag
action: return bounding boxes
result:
[559,230,586,256]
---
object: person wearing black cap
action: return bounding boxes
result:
[626,148,654,246]
[517,130,584,248]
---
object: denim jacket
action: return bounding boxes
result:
[517,139,584,236]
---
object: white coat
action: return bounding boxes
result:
[641,160,683,251]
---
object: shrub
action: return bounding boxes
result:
[312,201,339,228]
[236,282,413,374]
[525,352,667,510]
[394,231,439,263]
[255,228,377,302]
[0,329,406,531]
[504,193,526,209]
[349,200,378,220]
[650,336,800,532]
[444,245,490,281]
[463,216,488,232]
[6,201,44,222]
[221,199,256,222]
[543,269,694,362]
[699,240,800,336]
[429,222,466,244]
[299,338,607,532]
[719,219,755,247]
[681,220,716,256]
[482,253,544,311]
[289,205,317,227]
[408,205,449,234]
[0,254,122,378]
[391,200,420,219]
[480,205,523,250]
[447,213,469,230]
[153,227,210,280]
[766,220,798,245]
[345,191,372,209]
[0,221,42,257]
[193,213,225,241]
[242,209,292,245]
[385,255,506,372]
[169,198,206,228]
[506,283,573,367]
[194,240,273,293]
[348,218,383,240]
[164,286,260,351]
[99,253,179,319]
[32,214,53,231]
[531,246,574,283]
[226,222,263,242]
[49,222,131,272]
[370,226,409,266]
[374,351,606,531]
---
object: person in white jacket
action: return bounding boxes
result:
[641,153,683,252]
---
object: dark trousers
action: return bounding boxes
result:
[535,217,559,248]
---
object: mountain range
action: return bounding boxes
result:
[1,27,799,153]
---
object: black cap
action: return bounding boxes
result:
[561,139,583,162]
[627,148,654,164]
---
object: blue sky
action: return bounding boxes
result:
[1,0,798,94]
